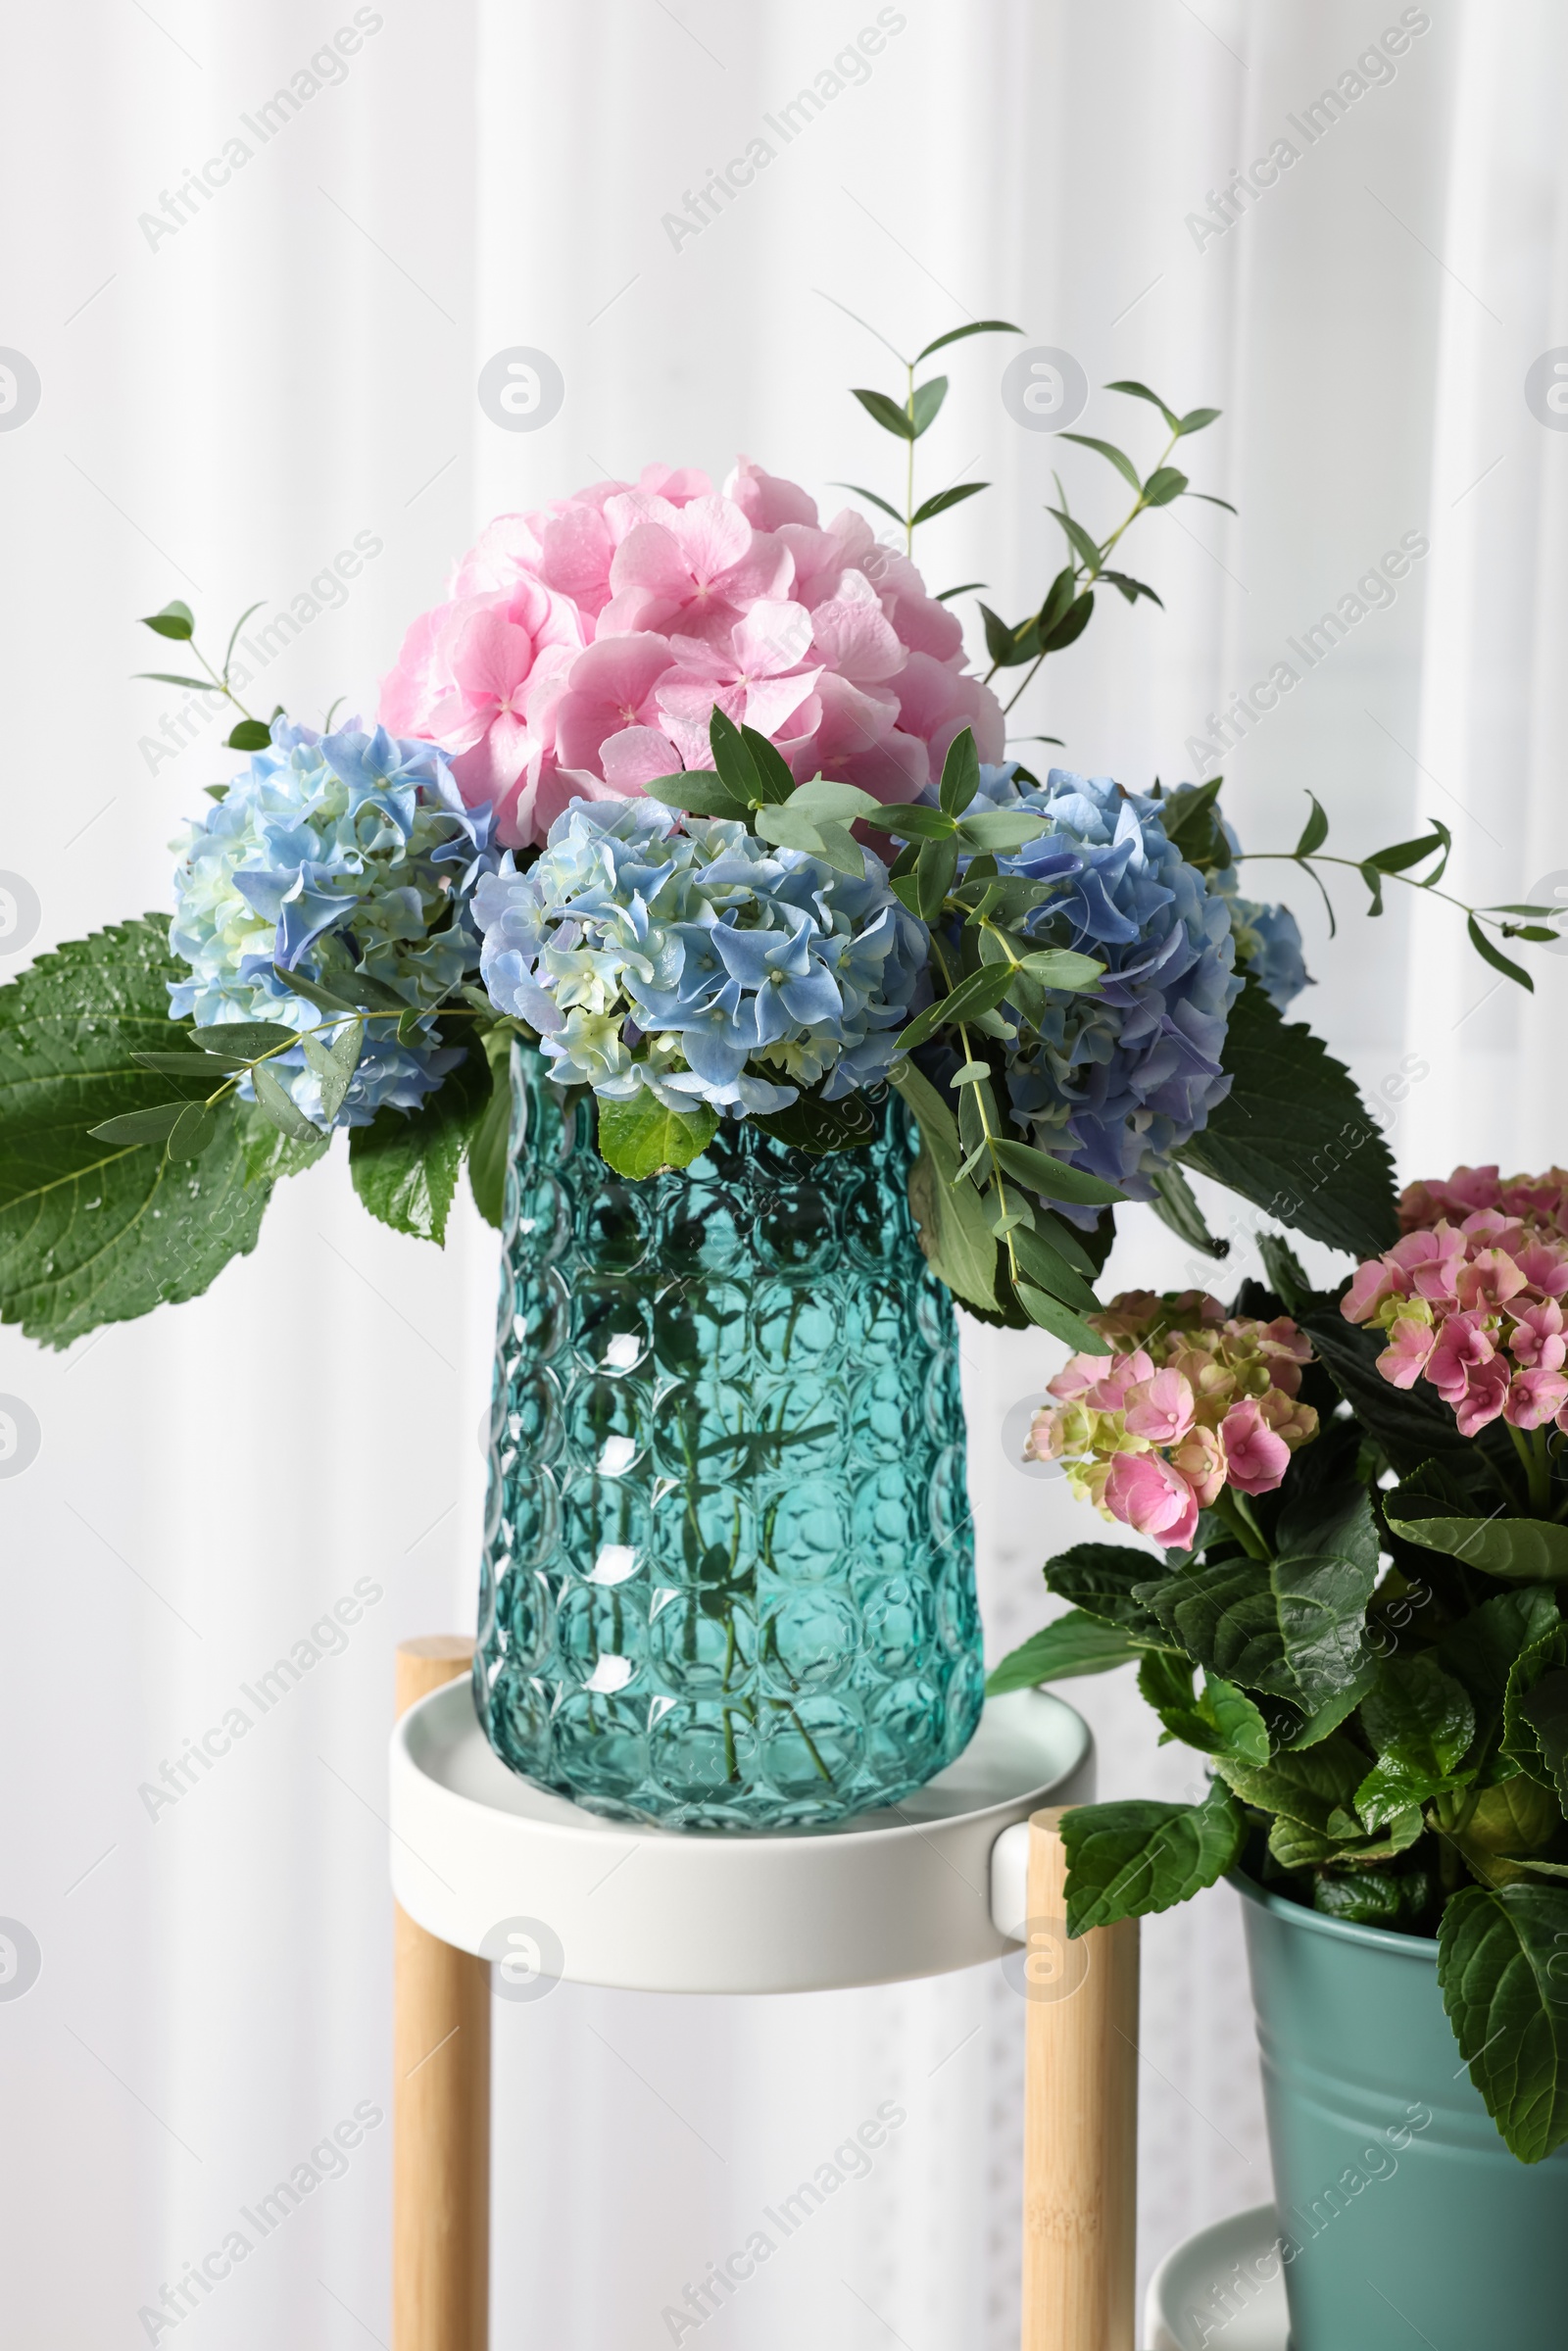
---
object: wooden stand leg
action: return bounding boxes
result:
[1020,1805,1139,2351]
[394,1639,490,2351]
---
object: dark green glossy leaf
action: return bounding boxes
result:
[1384,1492,1568,1582]
[467,1030,514,1231]
[1136,1481,1380,1711]
[226,718,271,753]
[348,1042,492,1241]
[978,601,1039,667]
[1150,1163,1229,1258]
[896,961,1013,1052]
[1176,982,1398,1256]
[1439,1885,1568,2161]
[1061,1784,1247,1934]
[1042,1543,1170,1641]
[987,1612,1142,1691]
[0,916,275,1346]
[751,1088,876,1155]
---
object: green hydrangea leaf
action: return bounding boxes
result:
[593,1090,718,1182]
[1134,1482,1379,1711]
[466,1031,514,1232]
[0,916,273,1347]
[349,1038,491,1243]
[986,1612,1144,1692]
[1439,1884,1568,2161]
[1176,981,1398,1256]
[1061,1784,1247,1934]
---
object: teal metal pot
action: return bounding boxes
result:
[1236,1875,1568,2351]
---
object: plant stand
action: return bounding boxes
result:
[389,1638,1136,2350]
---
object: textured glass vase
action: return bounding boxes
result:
[475,1042,983,1831]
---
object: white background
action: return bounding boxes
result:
[3,1,1567,2343]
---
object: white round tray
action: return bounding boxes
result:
[1145,2204,1287,2350]
[389,1681,1093,1993]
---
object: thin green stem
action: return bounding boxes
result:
[905,359,916,558]
[1234,852,1519,938]
[1211,1486,1269,1562]
[1505,1421,1553,1515]
[983,425,1180,711]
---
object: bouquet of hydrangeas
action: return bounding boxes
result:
[992,1171,1568,2166]
[0,323,1552,1352]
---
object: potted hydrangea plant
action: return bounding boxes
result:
[0,323,1552,1838]
[991,1170,1568,2348]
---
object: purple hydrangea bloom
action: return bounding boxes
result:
[975,764,1243,1196]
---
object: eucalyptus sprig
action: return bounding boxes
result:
[827,305,1022,563]
[134,599,275,757]
[643,714,1122,1345]
[980,380,1232,720]
[1236,791,1559,992]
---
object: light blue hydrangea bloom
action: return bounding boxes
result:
[169,717,496,1127]
[969,763,1244,1196]
[1213,819,1311,1013]
[472,797,926,1116]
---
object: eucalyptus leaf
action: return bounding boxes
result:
[166,1103,220,1161]
[894,1061,999,1313]
[851,386,917,442]
[139,600,195,640]
[252,1060,321,1143]
[909,374,948,437]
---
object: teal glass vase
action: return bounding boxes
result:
[475,1043,984,1831]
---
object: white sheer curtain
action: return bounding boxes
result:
[4,3,1565,2343]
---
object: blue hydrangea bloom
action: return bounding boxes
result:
[970,764,1243,1196]
[472,797,926,1116]
[1212,819,1311,1013]
[169,718,496,1127]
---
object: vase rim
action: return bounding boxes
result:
[1229,1869,1441,1960]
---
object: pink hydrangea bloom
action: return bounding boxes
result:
[1123,1369,1197,1444]
[377,459,1005,849]
[1347,1171,1568,1437]
[1218,1397,1293,1494]
[1023,1291,1319,1547]
[1104,1451,1200,1551]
